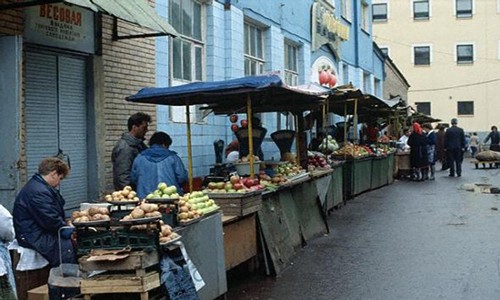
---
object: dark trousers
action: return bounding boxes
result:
[447,149,463,176]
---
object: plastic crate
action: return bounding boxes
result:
[76,226,160,257]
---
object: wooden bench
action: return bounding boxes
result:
[470,159,500,169]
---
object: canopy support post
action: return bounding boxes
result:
[246,95,255,178]
[186,104,193,192]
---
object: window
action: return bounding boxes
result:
[170,0,203,82]
[342,63,349,84]
[456,0,472,18]
[284,42,299,86]
[456,44,473,64]
[380,47,389,57]
[372,3,387,21]
[341,0,353,21]
[244,22,265,76]
[413,46,430,65]
[363,72,371,93]
[169,0,205,122]
[415,102,431,116]
[457,101,474,115]
[413,0,429,19]
[374,78,382,97]
[361,2,370,31]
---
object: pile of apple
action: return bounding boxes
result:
[104,186,139,202]
[178,191,219,223]
[274,162,302,177]
[307,151,332,171]
[205,175,264,194]
[145,182,180,200]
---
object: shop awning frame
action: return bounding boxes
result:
[0,0,178,40]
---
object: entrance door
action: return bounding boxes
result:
[0,36,22,211]
[25,50,89,210]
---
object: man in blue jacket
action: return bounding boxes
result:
[13,157,75,267]
[444,118,466,177]
[131,132,188,199]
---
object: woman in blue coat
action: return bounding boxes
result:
[13,157,75,268]
[131,132,188,199]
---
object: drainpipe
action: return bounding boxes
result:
[353,0,359,67]
[224,0,231,10]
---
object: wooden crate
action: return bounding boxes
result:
[211,191,262,217]
[80,271,160,300]
[78,250,159,275]
[27,285,48,300]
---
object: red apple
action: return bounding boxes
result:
[231,124,239,132]
[233,183,243,190]
[240,119,248,128]
[229,114,238,123]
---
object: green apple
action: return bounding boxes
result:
[146,193,154,199]
[158,182,167,191]
[165,186,177,195]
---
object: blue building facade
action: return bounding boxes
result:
[153,0,384,177]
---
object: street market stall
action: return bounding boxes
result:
[127,74,338,277]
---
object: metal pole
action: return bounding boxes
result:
[246,95,255,178]
[186,104,193,192]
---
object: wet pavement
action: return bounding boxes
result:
[225,159,500,300]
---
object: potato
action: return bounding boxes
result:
[161,227,172,237]
[178,212,188,220]
[71,211,80,219]
[91,213,103,221]
[88,207,100,216]
[159,237,169,243]
[80,210,89,216]
[131,208,145,219]
[98,207,109,215]
[179,206,189,213]
[79,216,90,222]
[122,215,132,221]
[101,214,110,221]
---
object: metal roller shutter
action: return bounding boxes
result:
[25,51,88,210]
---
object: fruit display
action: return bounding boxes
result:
[274,162,303,177]
[71,206,110,223]
[178,191,219,223]
[104,186,140,202]
[332,143,371,159]
[371,144,395,156]
[159,224,181,244]
[307,151,332,171]
[145,182,180,200]
[121,202,162,221]
[318,135,340,153]
[205,175,264,194]
[235,154,260,163]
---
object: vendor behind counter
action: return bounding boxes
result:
[235,117,267,160]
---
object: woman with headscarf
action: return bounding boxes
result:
[407,122,429,181]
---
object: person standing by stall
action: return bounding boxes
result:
[444,118,466,177]
[112,112,151,190]
[483,125,500,152]
[407,122,429,181]
[469,132,479,157]
[0,204,16,300]
[422,123,437,180]
[131,131,188,199]
[435,125,447,170]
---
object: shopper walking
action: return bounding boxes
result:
[444,118,466,177]
[407,122,429,181]
[483,126,500,152]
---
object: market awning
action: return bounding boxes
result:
[127,74,331,114]
[1,0,178,39]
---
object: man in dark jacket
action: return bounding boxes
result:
[112,112,151,190]
[444,118,466,177]
[13,157,75,267]
[483,125,500,151]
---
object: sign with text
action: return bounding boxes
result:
[24,4,95,54]
[311,0,349,52]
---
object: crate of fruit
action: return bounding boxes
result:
[210,190,262,217]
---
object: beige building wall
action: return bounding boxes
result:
[372,0,500,133]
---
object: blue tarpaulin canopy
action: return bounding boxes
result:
[126,75,330,113]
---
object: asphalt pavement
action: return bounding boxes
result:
[225,159,500,300]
